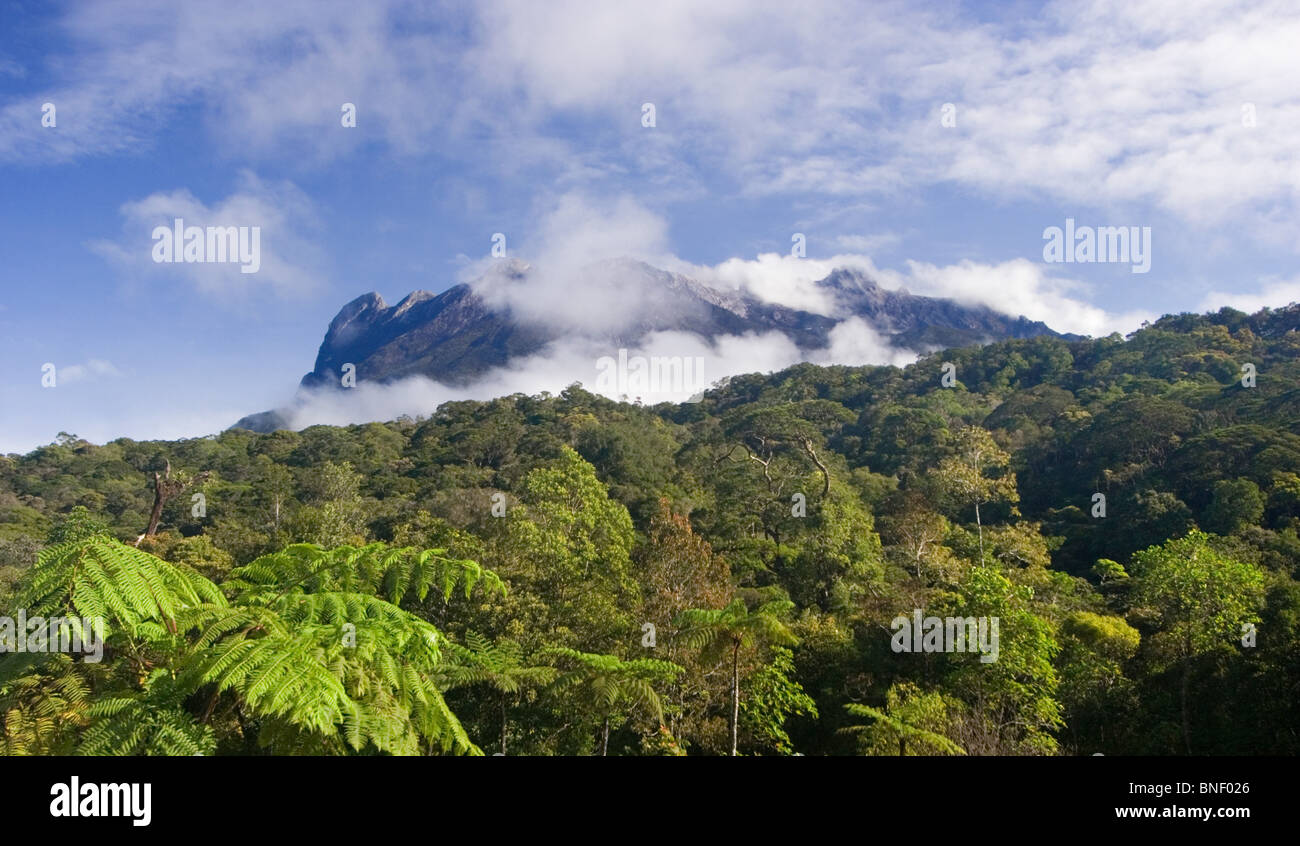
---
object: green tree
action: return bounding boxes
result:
[1057,612,1140,753]
[493,447,639,651]
[931,427,1019,560]
[944,566,1062,755]
[841,682,965,756]
[299,461,366,547]
[738,646,818,755]
[1129,531,1265,754]
[675,598,798,756]
[45,506,108,545]
[1203,478,1265,535]
[545,648,682,755]
[441,632,556,755]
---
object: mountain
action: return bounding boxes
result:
[232,259,1069,432]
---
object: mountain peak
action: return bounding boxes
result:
[818,266,879,293]
[233,259,1071,431]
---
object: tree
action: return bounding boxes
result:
[782,481,885,612]
[545,648,682,755]
[136,459,210,545]
[253,455,295,534]
[441,632,556,755]
[1057,612,1140,753]
[1203,478,1265,535]
[1092,558,1128,585]
[675,598,798,756]
[738,646,818,755]
[931,427,1018,560]
[638,499,731,628]
[46,506,108,545]
[841,682,965,756]
[2,536,504,755]
[636,500,733,751]
[881,493,953,581]
[943,566,1062,755]
[492,447,639,652]
[1130,531,1265,754]
[297,461,366,547]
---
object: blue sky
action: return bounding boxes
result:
[2,0,1298,454]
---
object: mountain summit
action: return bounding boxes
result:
[232,259,1067,432]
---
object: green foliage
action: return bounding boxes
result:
[1203,478,1265,535]
[842,682,966,756]
[16,534,226,638]
[738,646,817,755]
[2,535,502,756]
[1130,531,1265,657]
[4,304,1300,754]
[46,506,109,545]
[545,647,683,754]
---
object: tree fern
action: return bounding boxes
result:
[2,536,497,756]
[441,632,556,754]
[841,703,966,756]
[674,598,798,756]
[14,535,225,639]
[227,543,504,608]
[0,654,90,755]
[78,671,215,756]
[545,647,682,755]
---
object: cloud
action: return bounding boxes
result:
[7,0,1299,238]
[0,0,465,164]
[458,195,1145,338]
[1198,276,1300,313]
[672,252,1149,336]
[876,258,1155,337]
[88,171,325,301]
[280,327,809,430]
[469,0,1300,232]
[673,253,859,317]
[810,318,919,369]
[465,192,675,334]
[54,359,121,385]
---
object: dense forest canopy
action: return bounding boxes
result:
[2,304,1298,755]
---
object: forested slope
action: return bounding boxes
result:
[2,304,1298,755]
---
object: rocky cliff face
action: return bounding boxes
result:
[232,259,1068,432]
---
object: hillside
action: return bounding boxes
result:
[2,304,1298,756]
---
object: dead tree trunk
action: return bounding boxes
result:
[135,460,208,546]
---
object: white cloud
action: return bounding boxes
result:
[469,0,1300,233]
[1198,276,1300,313]
[281,327,808,430]
[673,253,860,317]
[672,252,1149,336]
[810,318,919,369]
[7,0,1300,238]
[877,258,1155,336]
[89,171,325,301]
[466,192,675,334]
[55,359,121,385]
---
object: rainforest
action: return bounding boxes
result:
[1,305,1298,756]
